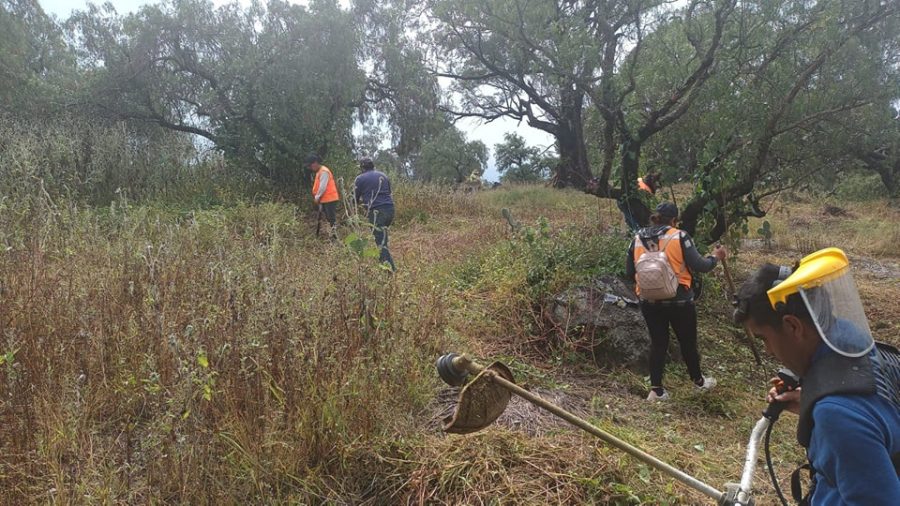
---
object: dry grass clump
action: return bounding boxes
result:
[368,430,672,505]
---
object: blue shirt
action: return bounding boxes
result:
[807,347,900,505]
[354,170,393,211]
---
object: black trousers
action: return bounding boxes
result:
[368,206,396,271]
[640,302,704,387]
[321,201,338,226]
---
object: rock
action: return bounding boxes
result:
[545,275,679,372]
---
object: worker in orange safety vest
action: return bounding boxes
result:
[306,153,340,239]
[638,173,659,194]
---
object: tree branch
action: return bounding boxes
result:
[638,0,736,140]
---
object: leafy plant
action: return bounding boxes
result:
[757,220,773,249]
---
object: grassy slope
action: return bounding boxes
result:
[0,184,896,504]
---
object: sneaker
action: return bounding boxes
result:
[646,389,670,402]
[695,376,717,392]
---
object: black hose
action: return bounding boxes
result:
[764,419,790,506]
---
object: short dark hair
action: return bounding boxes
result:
[360,157,375,171]
[304,153,322,165]
[734,263,811,328]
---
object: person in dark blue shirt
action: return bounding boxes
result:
[353,158,396,271]
[735,264,900,505]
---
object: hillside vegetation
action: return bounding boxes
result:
[3,0,899,502]
[2,180,897,504]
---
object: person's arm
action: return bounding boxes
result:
[314,171,329,202]
[810,399,900,504]
[353,175,362,204]
[680,233,718,273]
[625,240,636,283]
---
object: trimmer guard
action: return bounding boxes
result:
[442,362,515,434]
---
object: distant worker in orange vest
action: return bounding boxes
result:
[625,202,727,402]
[638,172,659,194]
[306,153,340,239]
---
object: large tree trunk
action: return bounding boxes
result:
[617,134,651,227]
[598,116,616,191]
[875,159,899,199]
[553,87,592,188]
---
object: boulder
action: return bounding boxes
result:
[545,275,679,372]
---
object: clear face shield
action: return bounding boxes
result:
[768,248,874,357]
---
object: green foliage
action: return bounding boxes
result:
[66,0,364,186]
[415,126,488,183]
[356,0,445,164]
[343,231,381,260]
[0,0,74,114]
[834,173,892,201]
[757,220,773,249]
[459,216,628,303]
[633,0,900,240]
[494,132,555,183]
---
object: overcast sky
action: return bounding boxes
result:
[39,0,555,181]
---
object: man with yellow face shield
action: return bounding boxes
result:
[734,248,900,505]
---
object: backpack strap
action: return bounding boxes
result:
[660,229,687,276]
[636,229,666,252]
[791,463,814,506]
[634,233,646,252]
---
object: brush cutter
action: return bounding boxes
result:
[436,353,800,505]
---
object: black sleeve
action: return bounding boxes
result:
[680,232,717,273]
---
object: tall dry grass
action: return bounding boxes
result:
[0,185,466,503]
[755,197,900,258]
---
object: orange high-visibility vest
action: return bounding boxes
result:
[638,177,652,193]
[313,165,340,203]
[632,227,692,296]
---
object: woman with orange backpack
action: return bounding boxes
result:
[625,202,727,401]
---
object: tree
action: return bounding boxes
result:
[579,0,899,241]
[427,0,737,219]
[415,126,488,183]
[427,0,612,188]
[354,0,446,174]
[852,108,900,199]
[0,0,73,115]
[585,1,736,207]
[668,0,900,241]
[494,132,553,183]
[67,0,366,186]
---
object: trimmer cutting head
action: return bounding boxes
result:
[436,353,469,386]
[436,354,515,434]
